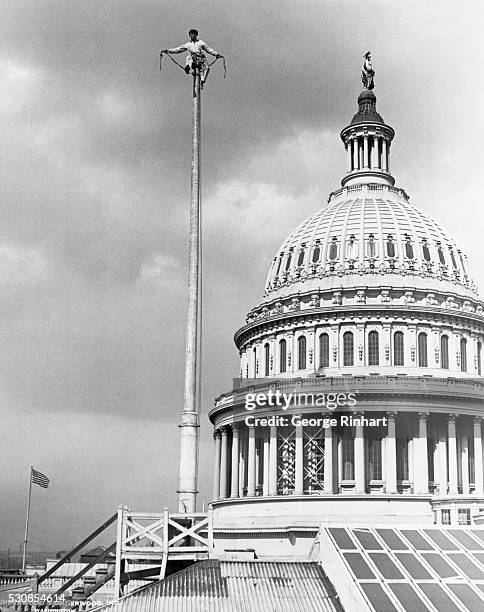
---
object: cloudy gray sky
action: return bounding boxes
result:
[1,0,483,554]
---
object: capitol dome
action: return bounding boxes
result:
[264,187,477,300]
[208,79,484,561]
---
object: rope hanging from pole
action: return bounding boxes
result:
[207,55,226,78]
[160,52,187,72]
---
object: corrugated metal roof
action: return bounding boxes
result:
[93,560,343,612]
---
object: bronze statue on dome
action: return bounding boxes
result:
[361,51,375,90]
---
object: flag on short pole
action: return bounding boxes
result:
[31,468,49,488]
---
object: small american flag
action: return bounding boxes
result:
[31,468,50,488]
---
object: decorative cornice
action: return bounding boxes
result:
[236,302,484,348]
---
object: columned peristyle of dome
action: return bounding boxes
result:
[208,85,484,558]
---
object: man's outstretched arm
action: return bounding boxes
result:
[161,44,188,54]
[200,42,223,58]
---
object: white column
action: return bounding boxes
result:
[373,135,380,169]
[414,413,429,494]
[355,413,365,493]
[239,435,246,497]
[347,141,353,172]
[230,424,240,498]
[338,434,343,484]
[247,425,256,496]
[256,438,262,493]
[474,417,483,495]
[448,414,459,495]
[462,426,470,495]
[324,424,335,493]
[263,431,270,496]
[386,412,397,493]
[363,134,369,169]
[437,422,448,495]
[353,138,359,170]
[382,138,388,171]
[219,426,229,499]
[212,429,221,500]
[269,425,278,495]
[295,423,304,495]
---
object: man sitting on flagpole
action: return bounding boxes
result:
[161,29,223,87]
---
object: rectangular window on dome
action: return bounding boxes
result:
[368,331,379,366]
[368,437,382,480]
[319,333,329,368]
[342,430,354,480]
[441,335,449,369]
[279,340,287,373]
[393,332,404,366]
[461,338,467,372]
[343,331,354,366]
[396,437,409,481]
[427,437,434,482]
[418,333,428,367]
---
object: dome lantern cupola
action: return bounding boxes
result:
[340,56,395,187]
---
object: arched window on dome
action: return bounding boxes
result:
[386,235,396,258]
[264,343,270,377]
[437,244,446,265]
[422,241,431,262]
[297,247,305,267]
[285,251,293,272]
[441,335,449,369]
[404,235,414,259]
[298,336,307,370]
[275,254,284,278]
[312,244,321,264]
[319,333,329,368]
[328,237,338,261]
[368,331,379,366]
[478,341,482,376]
[418,333,428,367]
[253,347,258,378]
[394,331,404,366]
[343,332,354,366]
[460,338,467,372]
[279,339,287,373]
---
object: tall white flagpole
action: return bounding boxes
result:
[22,466,33,572]
[178,67,202,513]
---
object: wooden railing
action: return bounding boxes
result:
[114,506,210,597]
